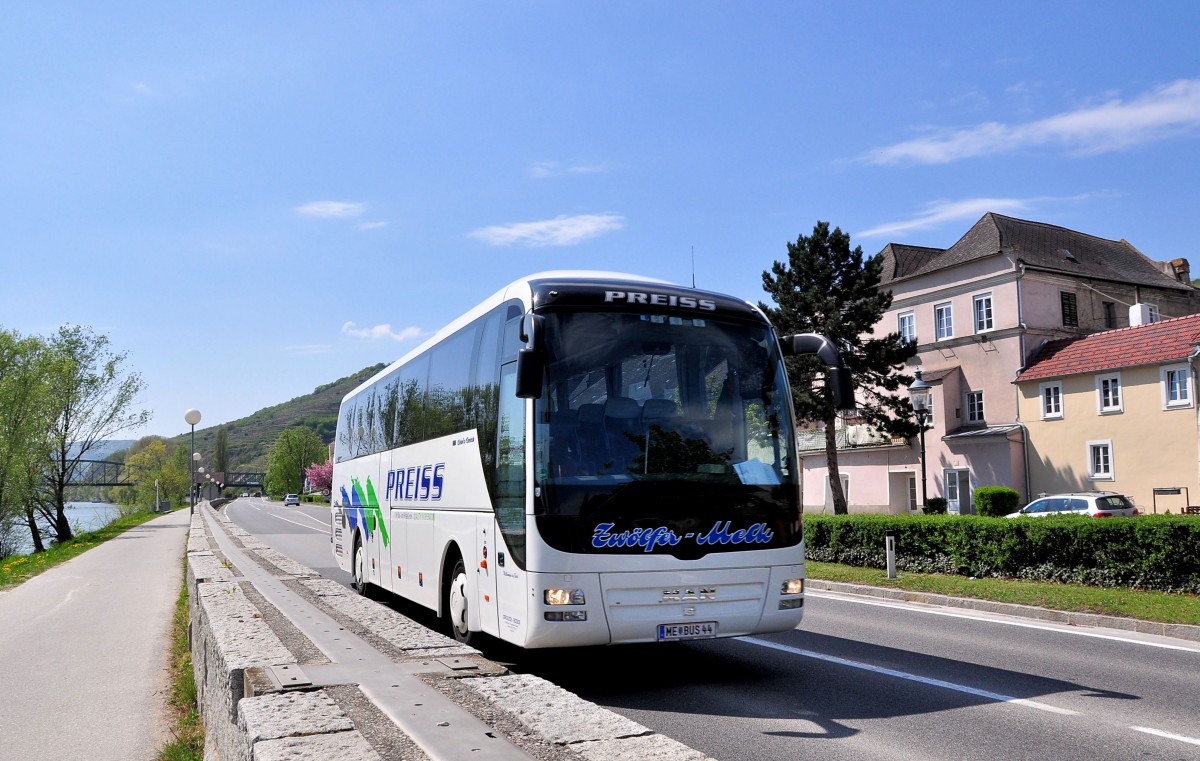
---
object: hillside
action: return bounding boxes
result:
[171,363,385,472]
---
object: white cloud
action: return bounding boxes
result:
[468,213,625,247]
[862,77,1200,165]
[295,201,367,219]
[857,198,1037,239]
[341,321,422,342]
[132,82,154,97]
[356,221,389,231]
[527,161,611,179]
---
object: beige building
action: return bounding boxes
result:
[1014,313,1200,513]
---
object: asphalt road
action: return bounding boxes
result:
[224,494,350,585]
[225,498,1200,761]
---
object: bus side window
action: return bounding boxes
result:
[495,362,527,568]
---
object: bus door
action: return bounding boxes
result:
[382,451,408,601]
[491,362,530,644]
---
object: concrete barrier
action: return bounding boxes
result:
[187,505,714,761]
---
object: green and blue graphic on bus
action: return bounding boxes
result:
[341,476,389,547]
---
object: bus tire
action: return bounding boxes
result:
[446,556,474,645]
[353,536,371,597]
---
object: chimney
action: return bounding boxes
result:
[1171,258,1191,283]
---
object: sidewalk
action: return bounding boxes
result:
[0,507,191,761]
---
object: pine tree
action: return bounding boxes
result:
[760,221,918,514]
[214,426,229,476]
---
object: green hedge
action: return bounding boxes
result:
[974,486,1021,517]
[804,514,1200,594]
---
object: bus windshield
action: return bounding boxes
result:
[533,308,800,559]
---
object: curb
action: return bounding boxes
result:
[806,579,1200,644]
[188,504,718,761]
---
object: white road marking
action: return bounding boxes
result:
[1131,726,1200,746]
[806,590,1200,653]
[738,636,1079,716]
[229,501,330,534]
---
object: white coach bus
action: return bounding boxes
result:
[331,271,852,648]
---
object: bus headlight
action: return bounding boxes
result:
[544,588,586,606]
[781,578,804,595]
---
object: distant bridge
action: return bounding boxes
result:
[203,471,267,489]
[68,459,141,488]
[68,460,264,489]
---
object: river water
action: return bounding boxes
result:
[4,502,122,557]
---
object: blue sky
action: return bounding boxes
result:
[4,2,1200,441]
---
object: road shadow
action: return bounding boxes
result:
[487,628,1138,740]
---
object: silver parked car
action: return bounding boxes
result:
[283,494,301,506]
[1006,492,1139,518]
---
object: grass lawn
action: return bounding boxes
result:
[808,561,1200,627]
[157,559,203,761]
[0,509,169,589]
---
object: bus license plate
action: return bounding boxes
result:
[657,622,717,641]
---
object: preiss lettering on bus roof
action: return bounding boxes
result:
[603,290,717,311]
[386,463,445,502]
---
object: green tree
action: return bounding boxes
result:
[265,427,327,496]
[760,221,918,514]
[0,330,55,558]
[41,326,151,543]
[214,425,229,475]
[124,438,172,512]
[163,445,192,505]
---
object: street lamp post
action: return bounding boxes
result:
[185,409,202,514]
[908,370,931,512]
[193,455,202,505]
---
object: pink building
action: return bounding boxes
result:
[800,213,1198,514]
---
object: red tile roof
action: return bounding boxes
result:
[1016,313,1200,382]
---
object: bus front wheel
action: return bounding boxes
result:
[353,538,370,597]
[446,557,474,645]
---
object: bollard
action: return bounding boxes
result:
[885,529,897,579]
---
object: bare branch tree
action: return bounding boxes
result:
[41,326,151,543]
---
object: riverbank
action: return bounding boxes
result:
[3,501,124,557]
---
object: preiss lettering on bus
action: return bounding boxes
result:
[385,463,445,502]
[603,290,716,311]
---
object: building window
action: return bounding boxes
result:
[1102,301,1117,329]
[898,311,916,344]
[1163,365,1192,408]
[934,303,953,340]
[966,390,984,423]
[1088,440,1114,480]
[973,294,993,333]
[824,474,850,511]
[1096,373,1122,413]
[1147,303,1161,323]
[907,475,918,511]
[1040,382,1063,419]
[1061,292,1078,327]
